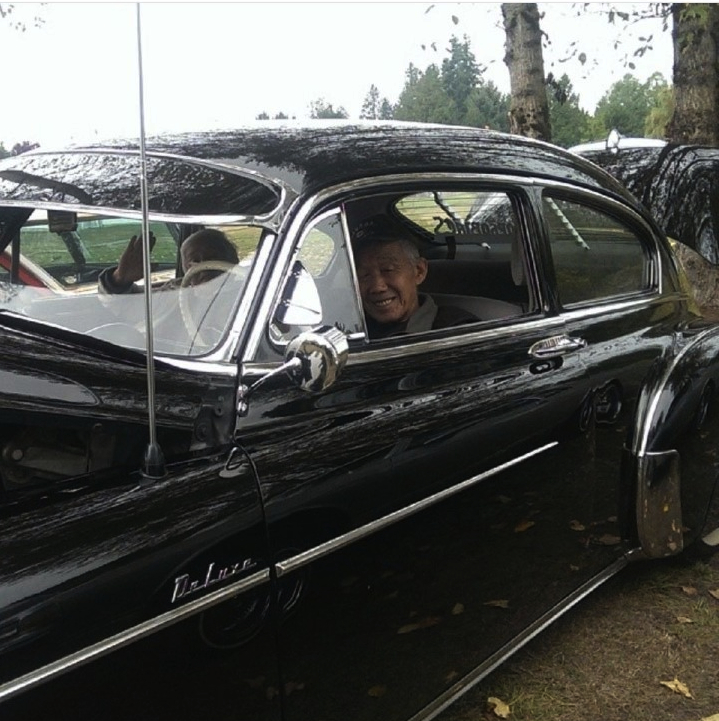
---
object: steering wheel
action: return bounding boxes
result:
[179,261,239,349]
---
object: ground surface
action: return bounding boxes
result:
[438,553,719,721]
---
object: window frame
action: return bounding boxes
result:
[538,185,662,311]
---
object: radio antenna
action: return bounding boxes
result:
[136,2,165,478]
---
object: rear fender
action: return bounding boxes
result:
[628,323,719,558]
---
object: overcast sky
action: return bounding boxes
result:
[0,2,672,148]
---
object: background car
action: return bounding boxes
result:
[1,122,719,721]
[571,132,719,310]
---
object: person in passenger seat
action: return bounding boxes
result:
[98,228,239,294]
[353,215,476,339]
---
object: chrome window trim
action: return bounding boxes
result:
[243,171,551,362]
[539,182,665,298]
[243,171,661,364]
[275,442,557,577]
[264,206,352,352]
[0,568,270,703]
[5,146,294,218]
[0,200,278,227]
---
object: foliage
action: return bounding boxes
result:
[644,83,674,138]
[546,74,591,147]
[394,36,510,130]
[256,111,293,120]
[360,84,395,120]
[0,142,9,160]
[593,72,669,137]
[11,141,40,155]
[309,98,349,119]
[0,3,44,31]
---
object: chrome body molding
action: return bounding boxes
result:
[0,199,275,228]
[408,554,634,721]
[275,442,558,578]
[0,568,270,703]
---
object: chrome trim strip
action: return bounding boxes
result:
[275,442,557,577]
[408,554,633,721]
[637,323,719,455]
[243,315,566,372]
[560,292,662,322]
[0,568,270,703]
[0,200,276,226]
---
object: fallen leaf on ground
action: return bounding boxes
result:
[445,670,460,683]
[682,585,698,596]
[660,677,694,698]
[596,534,621,545]
[484,599,510,609]
[452,602,465,615]
[284,681,305,695]
[487,696,511,718]
[496,495,512,504]
[514,519,535,532]
[368,685,387,697]
[700,714,719,721]
[676,615,694,624]
[569,520,586,531]
[397,616,441,634]
[709,589,719,601]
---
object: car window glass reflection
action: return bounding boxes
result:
[0,208,264,357]
[543,194,652,306]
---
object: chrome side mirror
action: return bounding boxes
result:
[237,326,349,416]
[285,325,349,393]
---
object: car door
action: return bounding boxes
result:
[0,205,279,715]
[538,187,685,545]
[235,180,630,721]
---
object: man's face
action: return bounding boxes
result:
[181,236,225,286]
[356,241,427,325]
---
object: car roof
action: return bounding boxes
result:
[0,121,646,218]
[80,121,640,198]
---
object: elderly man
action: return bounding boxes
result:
[99,228,238,294]
[353,215,475,339]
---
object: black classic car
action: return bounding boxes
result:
[571,135,719,264]
[1,122,719,720]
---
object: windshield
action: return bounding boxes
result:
[0,209,265,357]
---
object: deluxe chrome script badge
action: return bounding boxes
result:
[171,559,256,603]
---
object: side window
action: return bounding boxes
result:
[0,207,262,357]
[543,195,652,306]
[19,211,178,290]
[266,210,365,350]
[346,188,531,342]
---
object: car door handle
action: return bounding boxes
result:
[529,334,587,359]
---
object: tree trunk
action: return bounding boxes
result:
[667,3,719,145]
[501,3,551,141]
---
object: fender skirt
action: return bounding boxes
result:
[635,450,683,558]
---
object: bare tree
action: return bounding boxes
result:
[501,3,551,141]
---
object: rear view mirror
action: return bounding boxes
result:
[48,210,78,233]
